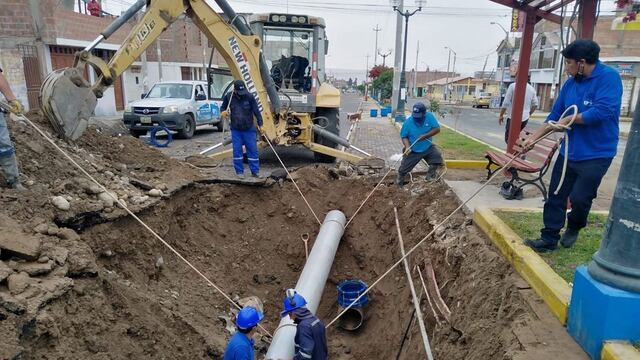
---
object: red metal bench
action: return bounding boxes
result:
[485,130,560,201]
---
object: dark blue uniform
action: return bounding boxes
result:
[221,92,264,176]
[293,309,327,360]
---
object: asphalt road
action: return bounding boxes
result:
[155,93,361,171]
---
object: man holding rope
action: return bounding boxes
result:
[523,39,622,253]
[396,102,444,187]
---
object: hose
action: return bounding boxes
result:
[148,126,172,148]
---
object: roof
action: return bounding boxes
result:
[426,76,474,86]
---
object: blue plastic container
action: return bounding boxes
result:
[370,109,378,118]
[380,108,389,117]
[337,279,369,308]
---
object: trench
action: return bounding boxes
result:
[16,168,530,359]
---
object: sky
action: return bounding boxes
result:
[100,0,619,79]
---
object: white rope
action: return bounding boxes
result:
[325,131,557,329]
[546,105,579,195]
[10,112,273,337]
[262,135,322,225]
[344,137,423,228]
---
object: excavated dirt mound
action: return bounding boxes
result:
[1,112,580,359]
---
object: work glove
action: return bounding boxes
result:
[8,99,24,115]
[220,110,229,119]
[258,126,265,136]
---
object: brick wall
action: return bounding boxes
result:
[0,0,36,39]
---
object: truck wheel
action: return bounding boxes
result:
[313,107,340,163]
[176,114,195,139]
[130,130,147,138]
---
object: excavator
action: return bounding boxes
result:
[40,0,372,164]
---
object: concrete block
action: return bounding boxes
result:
[568,266,640,359]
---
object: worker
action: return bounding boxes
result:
[498,61,539,143]
[281,289,327,360]
[223,306,264,360]
[396,102,443,187]
[0,68,25,190]
[87,0,102,17]
[221,80,264,179]
[523,39,622,253]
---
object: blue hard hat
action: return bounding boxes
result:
[236,306,264,330]
[281,289,307,317]
[412,102,427,119]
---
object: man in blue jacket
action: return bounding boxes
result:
[281,289,327,360]
[523,39,622,252]
[221,80,264,179]
[396,102,443,187]
[223,306,264,360]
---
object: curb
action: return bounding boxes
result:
[390,119,493,170]
[473,207,572,324]
[602,341,640,360]
[491,207,610,216]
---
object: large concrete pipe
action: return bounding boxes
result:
[265,210,346,359]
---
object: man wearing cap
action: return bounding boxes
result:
[223,306,264,360]
[396,102,444,187]
[221,80,264,179]
[281,289,327,360]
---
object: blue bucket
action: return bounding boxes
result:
[370,109,378,118]
[380,108,389,117]
[337,279,369,308]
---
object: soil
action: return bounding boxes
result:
[0,111,586,359]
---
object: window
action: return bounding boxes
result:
[146,83,193,99]
[195,85,206,99]
[468,85,476,95]
[208,72,234,100]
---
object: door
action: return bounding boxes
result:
[194,84,212,123]
[19,45,42,110]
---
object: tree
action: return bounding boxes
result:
[369,65,392,80]
[617,0,639,22]
[372,69,394,100]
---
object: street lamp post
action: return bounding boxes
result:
[444,46,456,101]
[391,0,424,122]
[491,21,510,101]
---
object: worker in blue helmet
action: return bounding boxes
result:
[281,289,327,360]
[223,306,264,360]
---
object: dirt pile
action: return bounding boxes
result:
[0,112,578,359]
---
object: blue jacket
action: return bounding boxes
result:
[223,332,254,360]
[293,309,327,360]
[547,61,622,161]
[400,113,440,153]
[221,92,264,131]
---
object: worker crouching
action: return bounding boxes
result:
[281,289,328,360]
[223,306,264,360]
[221,80,265,179]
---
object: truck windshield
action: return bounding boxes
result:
[262,28,312,63]
[147,84,193,99]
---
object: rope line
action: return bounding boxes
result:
[262,135,322,225]
[546,105,578,195]
[325,131,558,329]
[9,111,273,337]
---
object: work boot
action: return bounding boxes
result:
[426,165,442,182]
[0,154,21,189]
[236,173,245,179]
[8,181,26,191]
[524,238,557,253]
[251,172,260,178]
[396,174,407,188]
[560,228,580,248]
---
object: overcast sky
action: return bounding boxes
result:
[101,0,619,77]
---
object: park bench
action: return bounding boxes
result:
[485,130,560,201]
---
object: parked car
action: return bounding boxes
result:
[123,76,232,139]
[472,92,492,109]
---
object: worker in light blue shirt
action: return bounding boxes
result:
[396,102,444,187]
[223,306,264,360]
[522,39,622,253]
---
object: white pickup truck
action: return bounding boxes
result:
[123,79,232,139]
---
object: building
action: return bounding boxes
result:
[426,76,500,103]
[407,69,458,98]
[0,0,226,116]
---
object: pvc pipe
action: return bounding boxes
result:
[199,137,232,155]
[312,125,372,157]
[266,210,346,359]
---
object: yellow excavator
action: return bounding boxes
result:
[40,0,371,164]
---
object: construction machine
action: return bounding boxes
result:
[40,0,370,164]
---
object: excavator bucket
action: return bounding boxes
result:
[40,67,97,141]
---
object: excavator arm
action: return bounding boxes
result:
[41,0,278,141]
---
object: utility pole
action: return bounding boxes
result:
[481,53,489,91]
[413,41,419,97]
[379,50,392,67]
[365,54,371,83]
[444,50,451,101]
[373,24,382,66]
[391,0,404,119]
